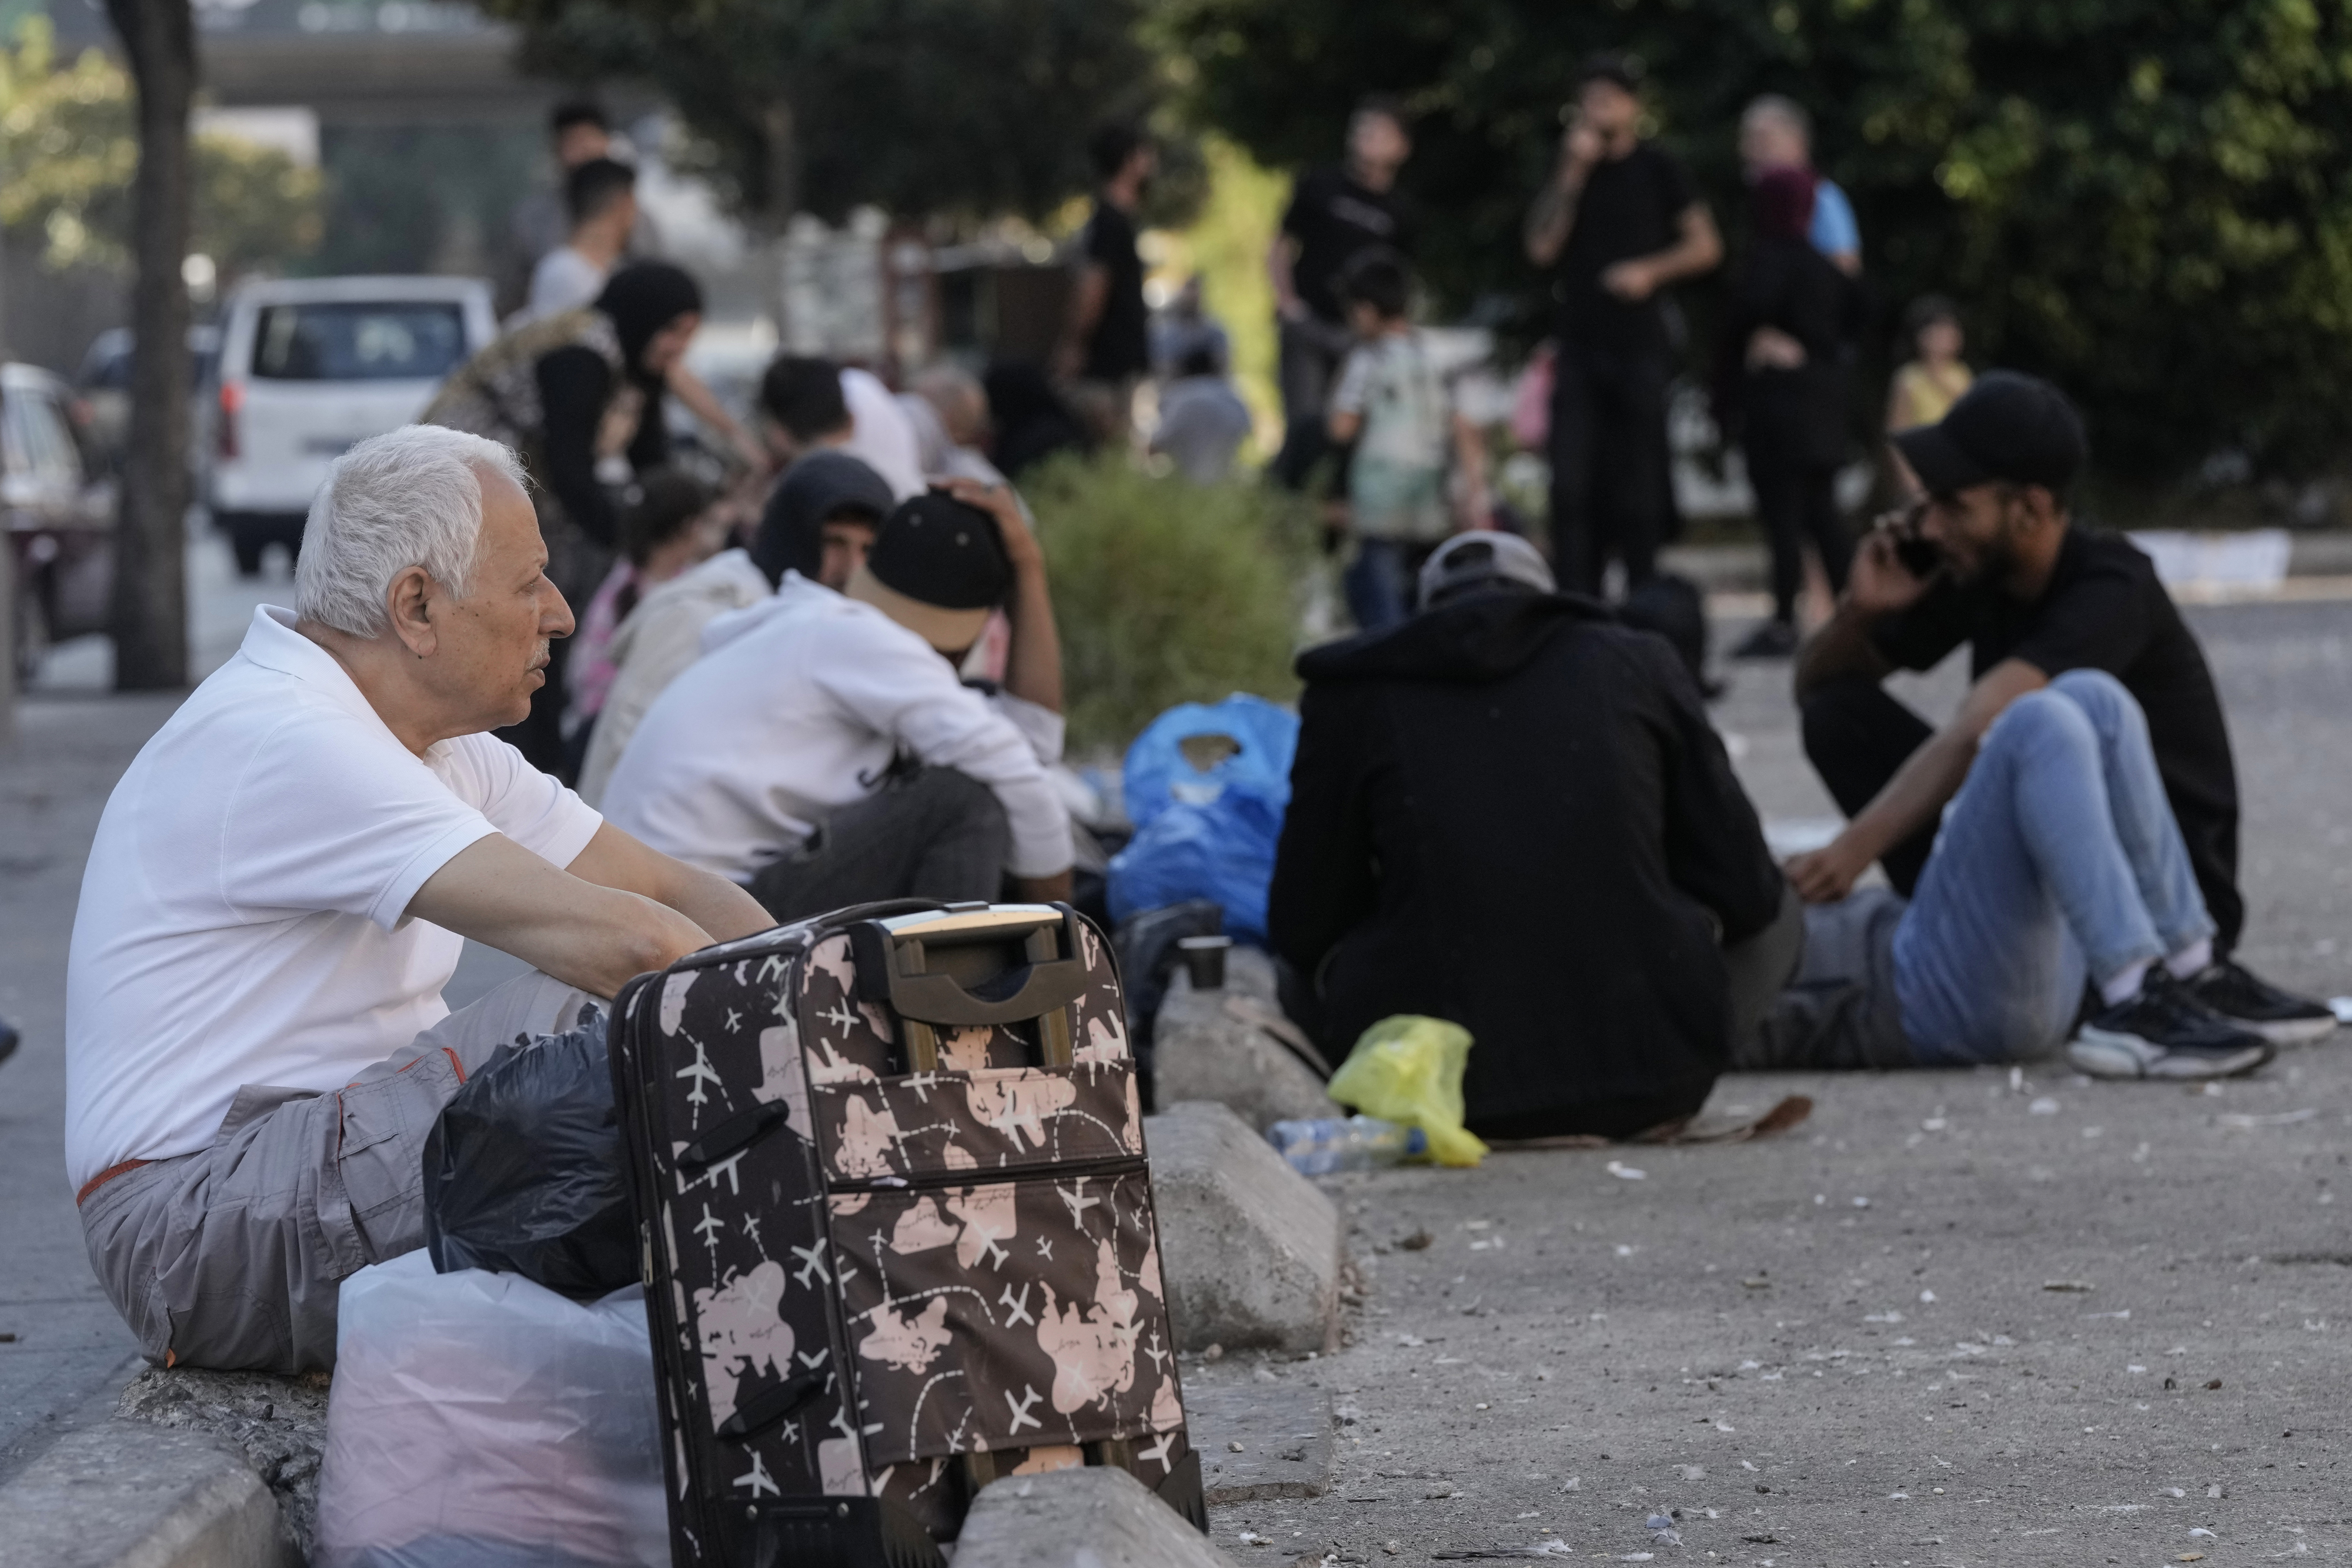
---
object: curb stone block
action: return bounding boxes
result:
[1185,1379,1335,1502]
[115,1368,329,1559]
[1145,1101,1341,1353]
[1151,961,1341,1132]
[953,1463,1239,1568]
[0,1423,297,1568]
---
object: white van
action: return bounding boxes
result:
[207,276,498,576]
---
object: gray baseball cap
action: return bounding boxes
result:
[1417,531,1556,608]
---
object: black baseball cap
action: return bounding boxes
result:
[1578,52,1645,94]
[1892,370,2087,499]
[846,491,1012,652]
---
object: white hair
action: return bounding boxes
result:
[1743,93,1812,143]
[295,425,529,637]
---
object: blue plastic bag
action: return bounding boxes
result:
[1108,695,1299,943]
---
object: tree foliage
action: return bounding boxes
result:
[479,0,1163,228]
[0,16,320,279]
[1158,0,2352,480]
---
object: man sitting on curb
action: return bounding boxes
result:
[65,427,772,1375]
[602,480,1074,921]
[1268,532,1802,1141]
[1749,667,2275,1079]
[578,450,894,805]
[1787,370,2330,1058]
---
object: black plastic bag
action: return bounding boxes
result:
[422,1012,637,1300]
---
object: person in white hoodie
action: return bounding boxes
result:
[602,479,1074,918]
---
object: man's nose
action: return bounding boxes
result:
[542,585,576,640]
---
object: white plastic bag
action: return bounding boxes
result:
[314,1250,670,1567]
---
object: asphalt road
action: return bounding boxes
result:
[3,540,2350,1568]
[1200,597,2352,1568]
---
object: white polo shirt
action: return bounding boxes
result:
[63,606,602,1188]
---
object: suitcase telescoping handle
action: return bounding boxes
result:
[848,903,1087,1070]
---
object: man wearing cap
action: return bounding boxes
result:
[599,480,1073,920]
[1268,532,1800,1139]
[1782,370,2328,1072]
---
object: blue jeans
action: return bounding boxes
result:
[1344,538,1416,632]
[1892,669,2215,1063]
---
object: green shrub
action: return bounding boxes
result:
[1026,451,1311,756]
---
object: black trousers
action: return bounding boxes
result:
[1549,343,1673,596]
[1745,441,1852,624]
[747,767,1012,925]
[1799,674,1940,895]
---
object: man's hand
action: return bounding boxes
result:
[1785,834,1873,905]
[1600,258,1656,302]
[939,477,1039,574]
[1746,326,1808,371]
[1849,524,1934,617]
[1561,116,1605,177]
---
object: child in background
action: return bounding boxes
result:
[1325,249,1491,632]
[1887,295,1972,433]
[562,467,726,777]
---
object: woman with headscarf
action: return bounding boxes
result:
[1719,167,1862,660]
[424,260,706,770]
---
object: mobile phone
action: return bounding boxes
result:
[1887,501,1943,579]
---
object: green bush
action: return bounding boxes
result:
[1026,452,1311,756]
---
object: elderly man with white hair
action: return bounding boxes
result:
[64,425,771,1375]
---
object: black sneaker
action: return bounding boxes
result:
[1730,619,1799,661]
[2065,969,2276,1080]
[2186,957,2338,1046]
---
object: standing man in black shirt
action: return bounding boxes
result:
[1268,96,1416,489]
[1788,370,2331,1045]
[1058,121,1156,438]
[1525,53,1722,595]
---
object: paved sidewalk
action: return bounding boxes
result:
[0,695,176,1481]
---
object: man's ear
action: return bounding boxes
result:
[385,566,440,658]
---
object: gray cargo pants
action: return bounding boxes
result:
[78,970,601,1375]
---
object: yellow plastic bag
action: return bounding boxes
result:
[1325,1015,1489,1168]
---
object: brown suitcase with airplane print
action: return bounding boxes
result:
[606,898,1207,1567]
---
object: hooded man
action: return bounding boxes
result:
[1268,531,1800,1139]
[576,451,896,807]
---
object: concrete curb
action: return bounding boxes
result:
[1664,529,2352,594]
[0,1422,296,1568]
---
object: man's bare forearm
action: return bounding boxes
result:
[664,865,774,943]
[1794,601,1893,698]
[1001,561,1064,715]
[1524,172,1583,267]
[1839,727,1977,868]
[1645,206,1722,288]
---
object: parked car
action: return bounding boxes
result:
[208,276,497,576]
[75,323,221,476]
[5,362,117,680]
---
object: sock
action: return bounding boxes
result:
[2166,938,2213,981]
[2100,958,2153,1008]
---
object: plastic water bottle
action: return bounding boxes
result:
[1266,1115,1428,1175]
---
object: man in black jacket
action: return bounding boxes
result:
[1268,533,1801,1140]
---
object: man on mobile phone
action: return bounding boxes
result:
[1788,370,2330,1052]
[1524,52,1722,596]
